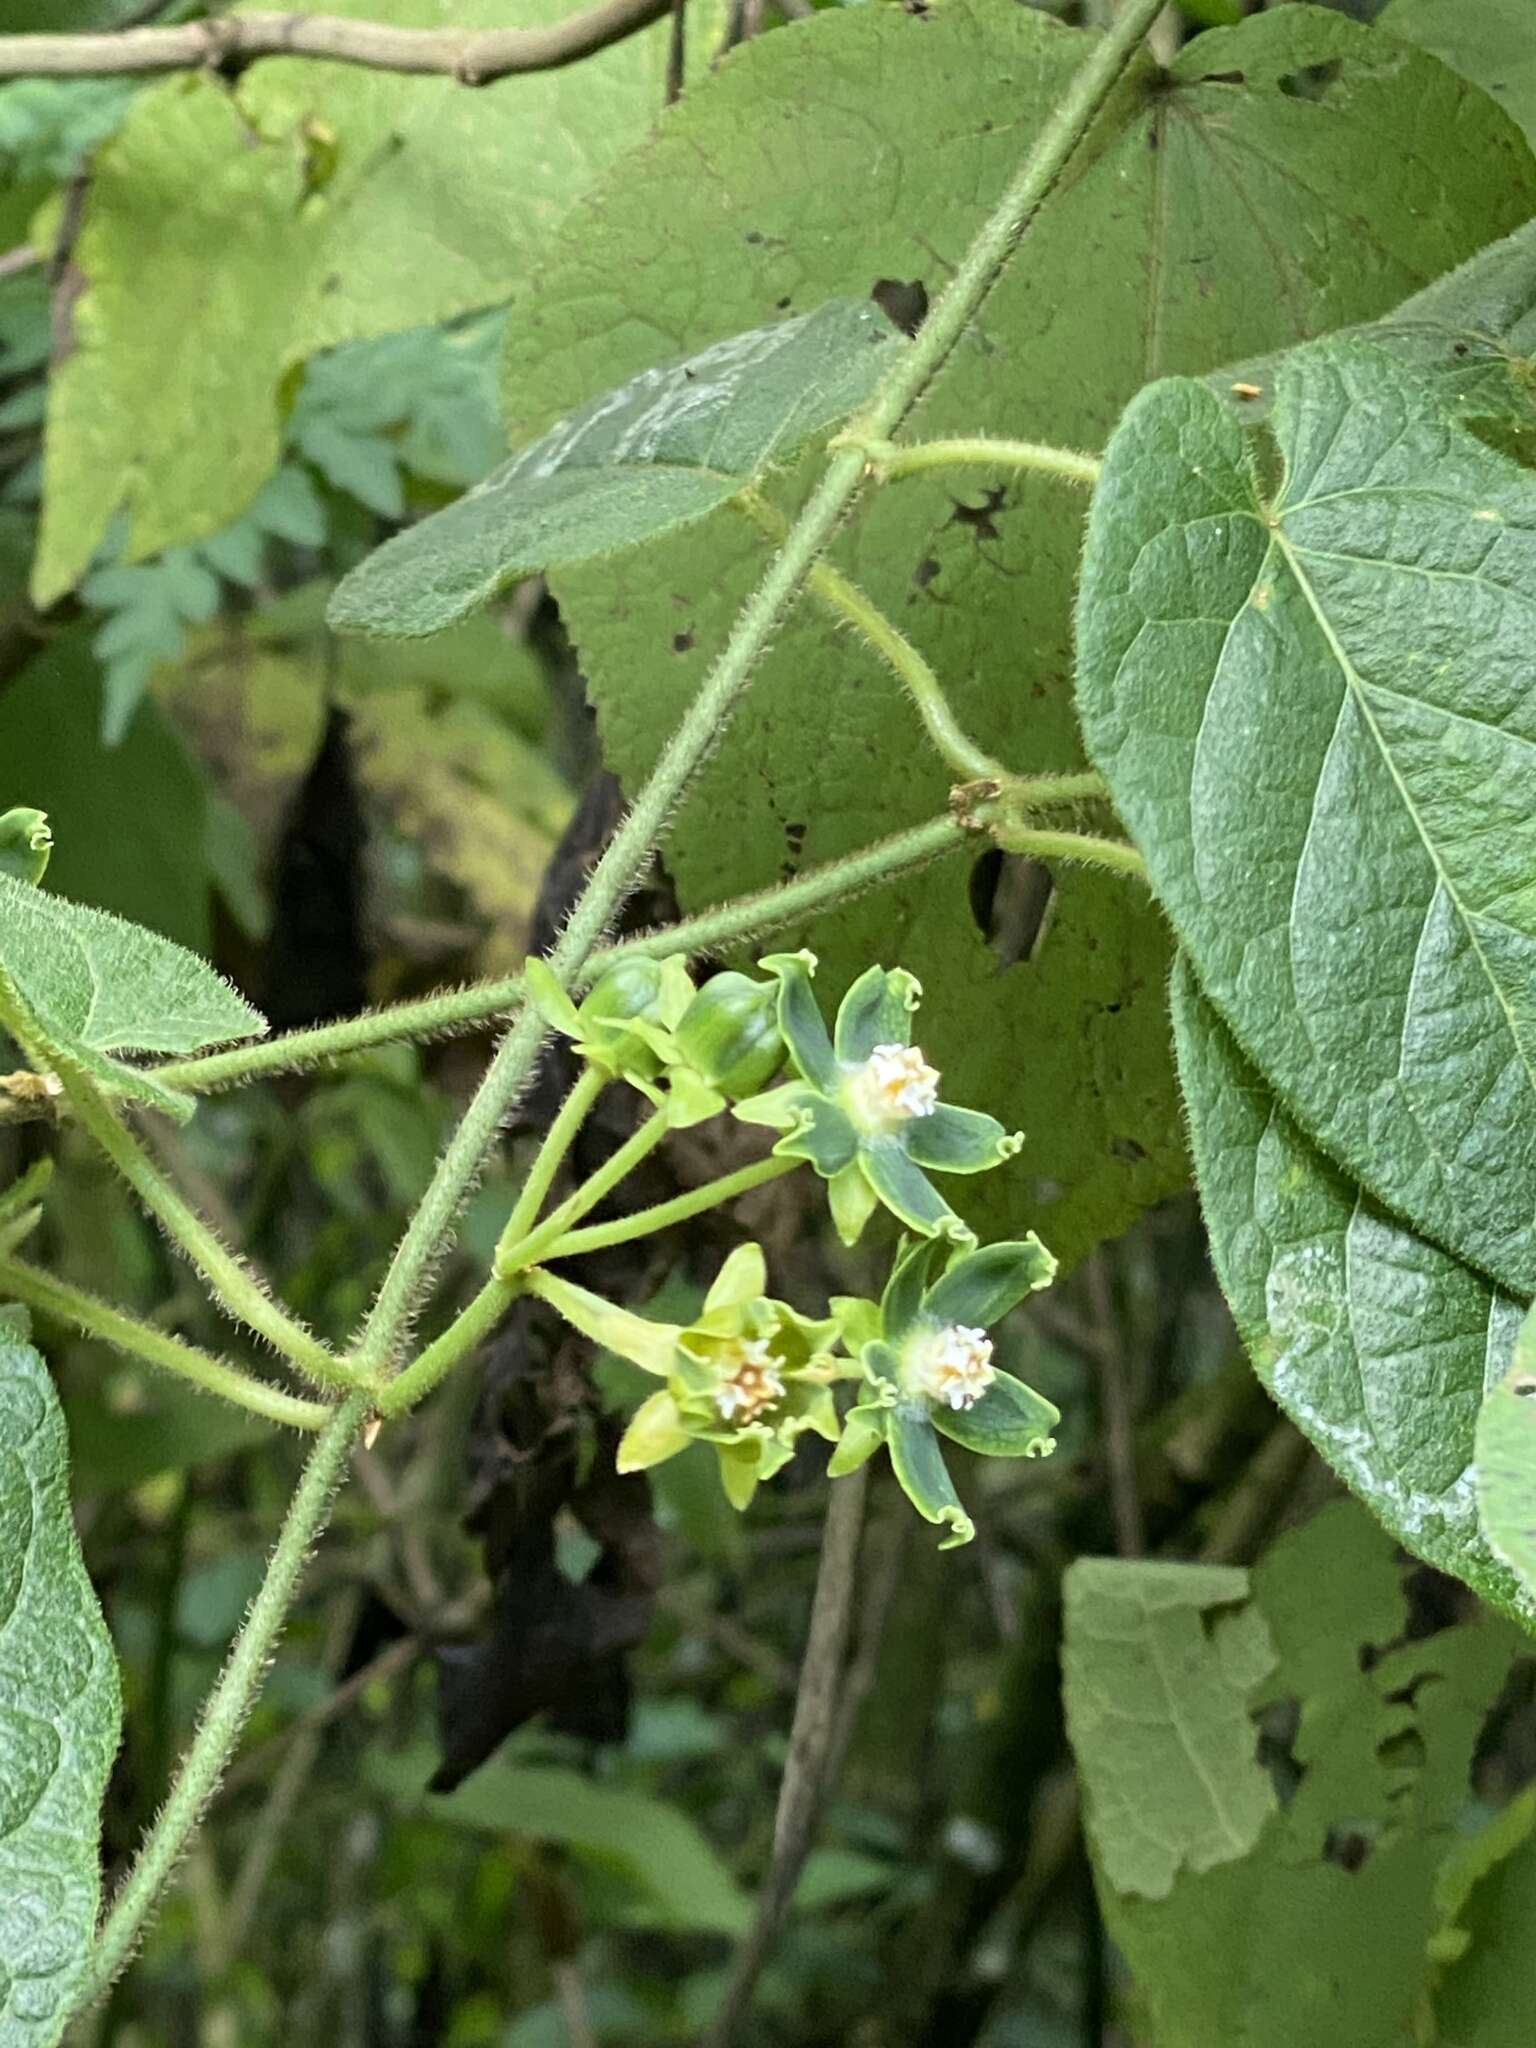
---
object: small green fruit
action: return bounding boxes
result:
[0,807,52,886]
[675,973,785,1100]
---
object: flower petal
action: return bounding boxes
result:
[523,956,583,1038]
[923,1235,1057,1330]
[761,951,838,1091]
[733,1080,820,1132]
[830,1294,882,1356]
[887,1405,974,1547]
[717,1440,761,1510]
[930,1368,1059,1460]
[775,1095,859,1178]
[617,1390,691,1471]
[524,1269,679,1374]
[704,1242,768,1315]
[880,1236,940,1342]
[833,964,920,1064]
[665,1069,727,1127]
[827,1159,879,1246]
[903,1103,1023,1176]
[860,1138,973,1243]
[827,1404,887,1477]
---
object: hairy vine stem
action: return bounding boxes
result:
[0,1254,331,1430]
[845,434,1102,489]
[79,1389,372,2007]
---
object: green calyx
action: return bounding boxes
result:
[735,953,1023,1247]
[671,971,786,1100]
[828,1236,1060,1545]
[608,1243,846,1509]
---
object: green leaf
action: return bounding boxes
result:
[506,0,1534,1270]
[33,0,687,602]
[329,298,902,638]
[1071,1500,1530,2048]
[1173,957,1529,1620]
[0,1322,121,2042]
[1063,1557,1277,1900]
[369,1748,751,1937]
[1384,0,1536,145]
[1081,338,1536,1297]
[1427,1782,1536,2046]
[1216,219,1536,437]
[0,873,265,1118]
[1474,1300,1536,1602]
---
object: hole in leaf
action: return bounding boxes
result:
[1277,60,1342,101]
[970,850,1055,966]
[1322,1825,1375,1874]
[672,630,693,653]
[950,486,1008,543]
[1376,1727,1427,1774]
[1253,1694,1304,1806]
[1199,70,1246,87]
[913,554,941,589]
[1472,1657,1536,1805]
[871,278,929,337]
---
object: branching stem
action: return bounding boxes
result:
[537,1153,799,1262]
[376,1274,521,1418]
[501,1065,607,1246]
[498,1107,671,1273]
[844,434,1101,489]
[53,1067,356,1392]
[0,1255,331,1431]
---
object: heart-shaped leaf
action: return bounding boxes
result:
[0,1314,121,2042]
[1172,955,1529,1620]
[0,874,265,1118]
[1080,338,1536,1295]
[328,298,903,639]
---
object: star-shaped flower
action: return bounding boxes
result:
[829,1235,1059,1547]
[734,953,1024,1246]
[527,1243,845,1510]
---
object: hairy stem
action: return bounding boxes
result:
[76,1389,371,2011]
[498,1107,672,1273]
[740,490,1003,782]
[154,974,526,1095]
[150,813,970,1102]
[55,1068,356,1392]
[990,823,1147,880]
[376,1273,521,1417]
[845,434,1101,489]
[348,0,1164,1370]
[501,1065,607,1245]
[0,1255,331,1431]
[538,1153,798,1261]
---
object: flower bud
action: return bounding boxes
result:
[0,807,52,887]
[675,973,785,1100]
[576,957,694,1079]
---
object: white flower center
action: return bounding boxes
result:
[714,1337,787,1423]
[849,1043,940,1127]
[907,1325,995,1412]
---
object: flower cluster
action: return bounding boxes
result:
[520,949,1060,1545]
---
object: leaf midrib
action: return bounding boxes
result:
[1269,523,1536,1167]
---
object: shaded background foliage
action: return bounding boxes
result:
[3,0,1536,2043]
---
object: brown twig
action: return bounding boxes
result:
[703,1469,868,2048]
[0,0,671,83]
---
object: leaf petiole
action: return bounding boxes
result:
[837,432,1101,490]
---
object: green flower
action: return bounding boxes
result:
[735,953,1024,1246]
[529,1244,844,1510]
[830,1235,1059,1548]
[525,955,725,1122]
